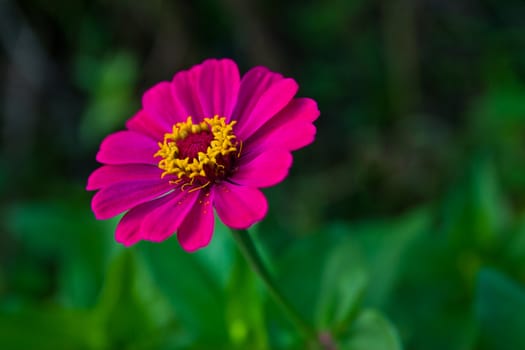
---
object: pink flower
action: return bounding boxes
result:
[87,58,319,252]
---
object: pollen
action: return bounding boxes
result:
[154,116,239,188]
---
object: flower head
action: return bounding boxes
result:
[87,59,319,252]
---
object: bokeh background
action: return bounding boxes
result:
[2,0,525,349]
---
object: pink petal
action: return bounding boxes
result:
[115,210,143,246]
[177,190,215,252]
[231,150,293,188]
[126,109,169,140]
[91,180,172,220]
[261,123,316,151]
[96,131,159,165]
[142,82,188,125]
[198,58,240,118]
[171,65,205,122]
[245,98,319,151]
[115,195,171,246]
[86,164,163,190]
[229,67,281,124]
[213,183,268,229]
[141,188,199,242]
[232,67,298,140]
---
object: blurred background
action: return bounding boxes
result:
[2,0,525,349]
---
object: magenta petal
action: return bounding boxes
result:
[282,97,319,123]
[213,183,268,229]
[142,82,188,124]
[198,58,240,118]
[232,150,293,188]
[141,188,199,242]
[262,123,316,151]
[229,67,281,124]
[233,67,298,140]
[126,109,169,140]
[91,180,172,220]
[232,67,281,118]
[171,66,205,122]
[114,193,174,246]
[246,97,319,151]
[177,190,215,252]
[115,196,165,246]
[96,131,159,165]
[115,209,143,247]
[86,164,162,190]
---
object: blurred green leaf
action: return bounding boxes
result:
[470,81,525,148]
[503,215,525,269]
[340,309,402,350]
[475,268,525,350]
[0,307,103,350]
[6,190,114,307]
[469,79,525,193]
[316,238,368,333]
[442,156,508,252]
[94,249,177,349]
[384,218,478,350]
[353,209,430,307]
[225,249,267,349]
[140,236,229,344]
[193,219,236,290]
[274,209,427,347]
[276,227,340,325]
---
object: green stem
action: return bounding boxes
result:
[230,229,318,342]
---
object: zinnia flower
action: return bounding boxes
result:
[87,58,319,252]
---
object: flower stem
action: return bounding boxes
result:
[230,229,318,342]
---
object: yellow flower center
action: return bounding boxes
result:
[154,116,239,190]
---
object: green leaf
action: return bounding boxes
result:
[470,80,525,149]
[352,209,430,307]
[225,249,268,349]
[316,238,368,333]
[6,191,115,307]
[340,309,402,350]
[140,236,229,344]
[94,249,177,349]
[0,308,103,350]
[193,219,236,289]
[468,77,525,193]
[475,268,525,350]
[384,220,478,350]
[276,227,340,324]
[442,156,508,252]
[504,215,525,266]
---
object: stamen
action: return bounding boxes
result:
[155,116,239,189]
[237,140,243,158]
[169,178,184,185]
[188,181,211,193]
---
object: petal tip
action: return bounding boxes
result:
[117,238,138,248]
[178,237,210,253]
